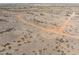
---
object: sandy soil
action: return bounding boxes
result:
[0,4,79,55]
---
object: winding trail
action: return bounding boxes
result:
[15,12,79,40]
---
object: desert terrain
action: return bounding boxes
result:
[0,4,79,55]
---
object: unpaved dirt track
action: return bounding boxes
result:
[0,4,79,55]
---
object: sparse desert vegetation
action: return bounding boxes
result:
[0,4,79,55]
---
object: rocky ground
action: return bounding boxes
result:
[0,4,79,55]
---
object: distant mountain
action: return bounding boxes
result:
[0,3,79,8]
